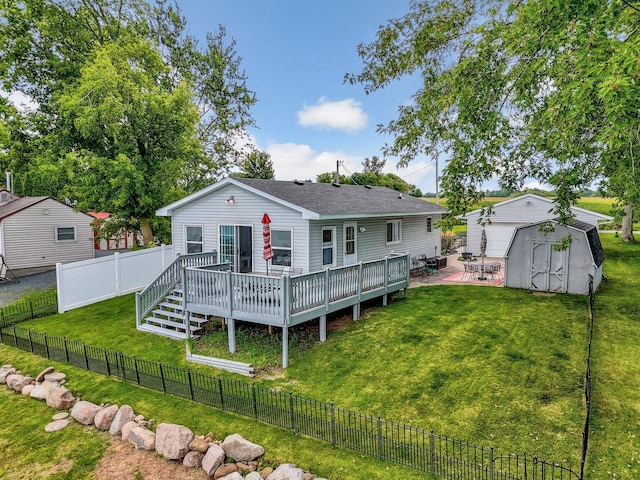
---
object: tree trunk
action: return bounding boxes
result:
[621,202,635,242]
[139,217,154,246]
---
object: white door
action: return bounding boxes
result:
[530,241,567,292]
[343,222,357,265]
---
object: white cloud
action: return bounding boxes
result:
[267,142,363,182]
[1,90,39,112]
[297,97,368,133]
[523,180,551,191]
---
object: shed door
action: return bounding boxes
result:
[530,241,567,293]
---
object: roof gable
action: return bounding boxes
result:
[157,177,447,219]
[0,196,93,221]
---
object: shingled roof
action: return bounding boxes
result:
[0,196,48,220]
[158,177,447,219]
[567,220,606,267]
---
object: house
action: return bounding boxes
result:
[0,190,94,275]
[460,194,613,258]
[156,177,448,273]
[88,212,140,251]
[504,219,605,295]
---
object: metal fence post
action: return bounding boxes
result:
[29,300,34,319]
[12,326,18,348]
[330,403,336,445]
[44,334,49,359]
[430,430,436,475]
[217,375,225,410]
[159,363,166,392]
[120,352,126,382]
[83,344,89,370]
[252,384,258,420]
[489,447,495,480]
[134,357,140,385]
[63,337,69,362]
[28,330,33,353]
[289,393,295,431]
[104,348,111,376]
[377,417,383,458]
[187,370,194,400]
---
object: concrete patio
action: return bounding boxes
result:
[409,254,504,287]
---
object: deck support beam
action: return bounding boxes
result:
[227,318,236,353]
[282,326,289,368]
[352,303,360,320]
[319,315,327,343]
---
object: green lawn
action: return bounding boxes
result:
[3,233,639,479]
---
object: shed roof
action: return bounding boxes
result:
[458,193,613,221]
[158,177,447,219]
[0,196,48,220]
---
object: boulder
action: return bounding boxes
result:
[245,472,263,480]
[45,386,75,410]
[44,419,71,432]
[35,366,55,383]
[7,374,27,392]
[44,372,66,383]
[218,473,244,480]
[109,405,135,436]
[266,464,305,480]
[71,401,102,425]
[221,433,264,462]
[30,378,59,400]
[183,451,205,468]
[155,423,194,460]
[21,384,35,396]
[214,463,239,479]
[121,421,138,442]
[189,437,210,453]
[0,365,15,383]
[201,443,226,476]
[127,426,156,451]
[94,404,118,431]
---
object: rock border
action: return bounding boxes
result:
[0,364,328,480]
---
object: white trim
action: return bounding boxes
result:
[55,225,77,242]
[271,227,293,267]
[343,222,358,265]
[321,226,337,268]
[184,224,204,254]
[386,219,402,245]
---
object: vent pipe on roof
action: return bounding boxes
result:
[5,171,11,193]
[294,179,304,185]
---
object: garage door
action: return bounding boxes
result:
[484,223,518,257]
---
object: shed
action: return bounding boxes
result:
[460,194,612,258]
[0,192,95,275]
[504,220,605,295]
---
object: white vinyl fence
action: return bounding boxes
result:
[56,245,173,313]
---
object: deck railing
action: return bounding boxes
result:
[135,250,219,325]
[184,254,410,325]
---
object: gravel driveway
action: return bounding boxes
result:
[0,270,57,306]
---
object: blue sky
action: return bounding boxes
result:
[180,0,444,193]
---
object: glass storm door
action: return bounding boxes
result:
[343,222,357,265]
[219,225,253,272]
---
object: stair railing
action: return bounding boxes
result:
[135,250,219,326]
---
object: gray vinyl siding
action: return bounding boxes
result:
[170,184,310,273]
[1,198,94,271]
[308,215,442,272]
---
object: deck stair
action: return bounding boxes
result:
[137,289,209,339]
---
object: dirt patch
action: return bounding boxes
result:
[94,438,209,480]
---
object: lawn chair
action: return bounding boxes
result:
[424,258,438,276]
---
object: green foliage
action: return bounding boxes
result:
[235,150,275,179]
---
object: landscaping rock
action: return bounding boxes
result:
[121,421,138,442]
[201,443,226,476]
[155,423,194,460]
[71,400,102,425]
[266,464,305,480]
[7,374,27,392]
[45,386,75,410]
[21,384,34,396]
[109,405,135,435]
[52,412,69,420]
[260,467,274,478]
[44,419,71,432]
[0,365,15,383]
[218,473,243,480]
[44,372,66,383]
[35,366,55,383]
[214,463,238,479]
[245,472,262,480]
[222,433,264,462]
[127,426,156,451]
[94,404,118,430]
[30,377,59,400]
[189,437,210,453]
[183,451,205,468]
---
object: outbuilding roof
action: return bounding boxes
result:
[0,196,48,220]
[157,177,447,219]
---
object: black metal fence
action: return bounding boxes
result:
[579,279,596,478]
[0,323,580,480]
[0,292,58,326]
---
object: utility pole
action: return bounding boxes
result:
[335,160,340,184]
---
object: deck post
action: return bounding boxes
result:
[227,318,236,353]
[353,262,363,321]
[184,309,190,339]
[319,315,326,342]
[227,270,233,318]
[324,269,330,311]
[282,325,289,368]
[383,256,389,306]
[404,252,410,298]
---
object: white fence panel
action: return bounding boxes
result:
[57,245,173,313]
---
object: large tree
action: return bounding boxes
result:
[348,0,639,240]
[0,0,256,242]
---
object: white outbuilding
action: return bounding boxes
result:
[504,219,605,295]
[460,194,612,258]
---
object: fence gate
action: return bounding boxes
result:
[529,241,567,293]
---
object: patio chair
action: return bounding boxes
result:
[270,265,284,277]
[424,258,438,276]
[462,262,477,280]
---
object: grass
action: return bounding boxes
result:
[2,233,639,478]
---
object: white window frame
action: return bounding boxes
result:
[55,225,76,242]
[321,226,336,268]
[426,217,432,233]
[184,224,204,254]
[386,219,402,245]
[271,228,293,266]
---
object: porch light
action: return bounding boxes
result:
[225,196,235,204]
[359,226,366,233]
